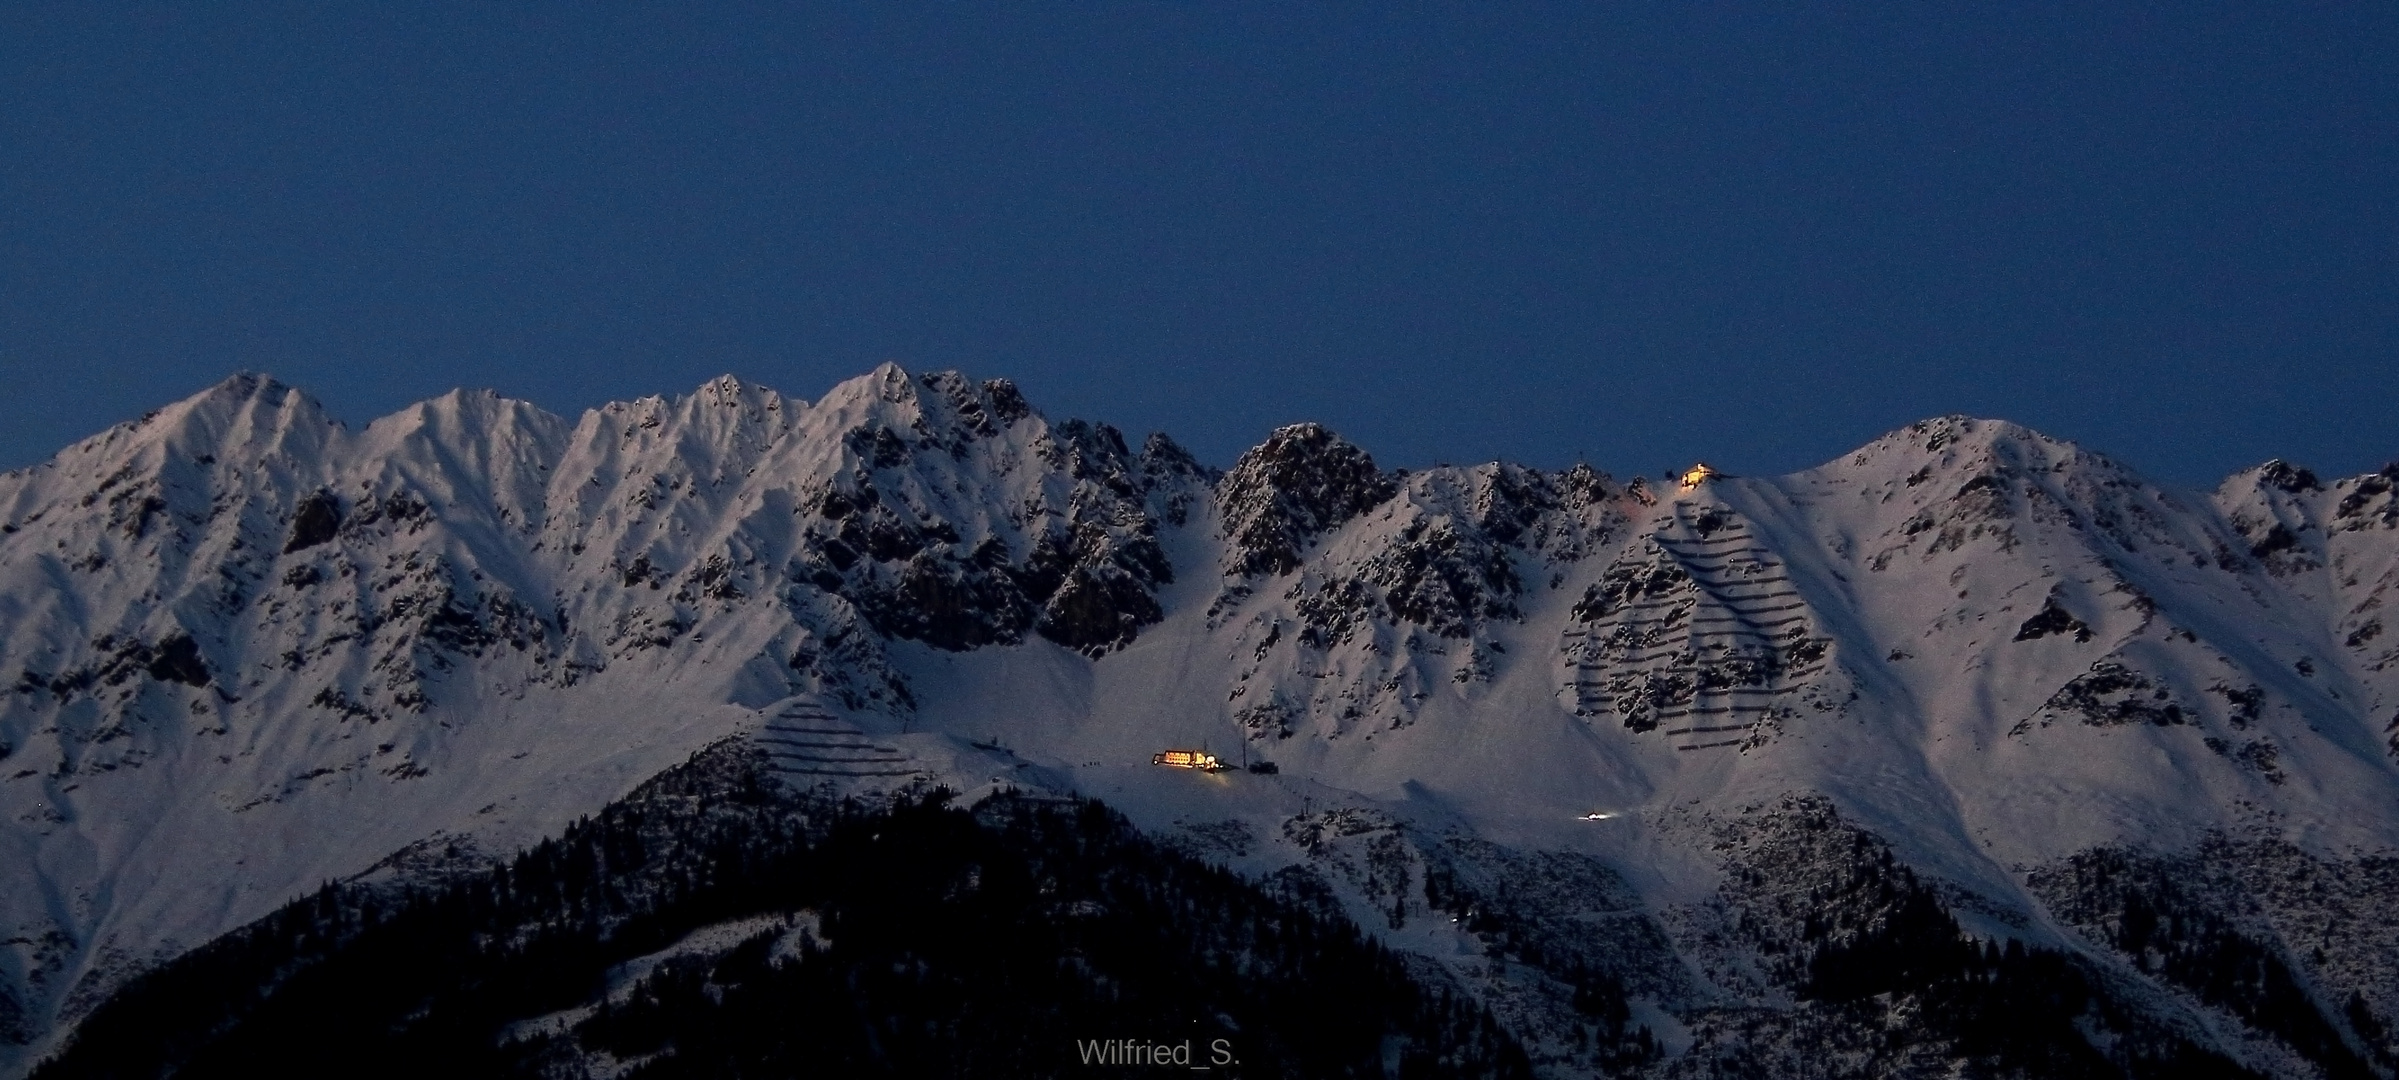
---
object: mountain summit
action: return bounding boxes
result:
[3,372,2396,1076]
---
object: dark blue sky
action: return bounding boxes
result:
[3,3,2392,485]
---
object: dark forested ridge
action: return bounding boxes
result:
[35,744,1528,1079]
[1650,795,2279,1080]
[31,741,2386,1079]
[2029,845,2389,1080]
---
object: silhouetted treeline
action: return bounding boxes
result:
[37,744,1530,1079]
[1418,846,1663,1072]
[2031,848,2378,1080]
[1796,849,2262,1080]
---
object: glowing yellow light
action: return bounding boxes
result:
[1151,749,1222,771]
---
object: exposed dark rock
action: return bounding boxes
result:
[2256,460,2322,493]
[114,493,166,540]
[0,979,22,1047]
[143,634,211,687]
[1137,431,1210,484]
[282,491,343,554]
[916,370,1013,439]
[1035,566,1163,655]
[1136,432,1212,525]
[1572,543,1689,622]
[1218,424,1395,577]
[1556,462,1613,506]
[982,377,1031,424]
[1039,419,1138,497]
[1237,462,1594,653]
[2235,738,2286,783]
[2206,683,2264,728]
[1459,465,1560,547]
[341,490,431,534]
[844,424,912,469]
[784,411,1178,656]
[855,506,927,563]
[2030,661,2188,728]
[1373,523,1520,636]
[620,554,662,589]
[857,552,1036,651]
[816,486,863,520]
[309,686,381,723]
[822,500,1174,656]
[1954,471,2012,516]
[2334,465,2399,529]
[2249,523,2301,560]
[2014,597,2094,643]
[685,554,744,601]
[49,632,218,695]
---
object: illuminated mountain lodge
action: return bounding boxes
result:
[1151,749,1225,771]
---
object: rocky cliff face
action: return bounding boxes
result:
[1216,422,1395,579]
[3,375,2397,1077]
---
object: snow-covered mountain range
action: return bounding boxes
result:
[3,366,2396,1076]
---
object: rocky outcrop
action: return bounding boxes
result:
[790,392,1193,657]
[1285,463,1620,645]
[1217,423,1394,577]
[280,491,342,554]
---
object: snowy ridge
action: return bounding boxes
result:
[0,365,1196,1066]
[2,381,2396,1075]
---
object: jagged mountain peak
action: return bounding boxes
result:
[183,370,314,414]
[46,372,339,476]
[676,373,796,426]
[1135,430,1211,481]
[784,366,1052,467]
[1835,414,2119,485]
[0,374,355,588]
[157,370,333,433]
[361,387,567,452]
[1398,460,1623,538]
[2329,462,2399,531]
[601,376,794,445]
[2214,458,2399,561]
[693,371,775,404]
[854,359,920,402]
[1217,422,1395,577]
[2211,460,2338,576]
[2246,458,2326,495]
[1789,413,2249,579]
[798,363,984,439]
